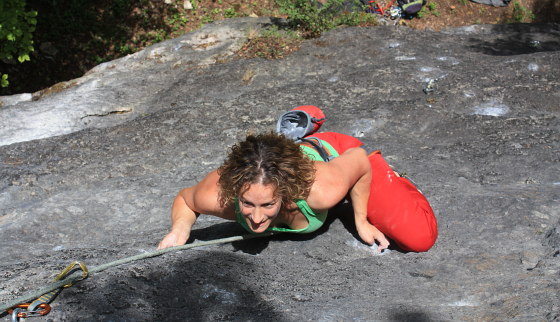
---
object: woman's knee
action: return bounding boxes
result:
[393,205,438,252]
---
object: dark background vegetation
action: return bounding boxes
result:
[0,0,558,96]
[0,0,280,96]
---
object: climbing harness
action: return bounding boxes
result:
[1,233,274,320]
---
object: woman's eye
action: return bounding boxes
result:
[264,203,275,208]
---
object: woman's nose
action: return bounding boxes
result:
[251,208,264,222]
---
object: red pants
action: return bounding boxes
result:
[312,132,438,252]
[366,152,438,252]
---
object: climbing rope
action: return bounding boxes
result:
[1,232,274,318]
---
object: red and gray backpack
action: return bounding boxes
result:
[276,105,325,143]
[276,105,334,162]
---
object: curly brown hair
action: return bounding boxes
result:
[217,132,316,207]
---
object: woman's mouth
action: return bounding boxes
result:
[249,219,266,231]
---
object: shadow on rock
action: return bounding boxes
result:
[177,207,342,256]
[187,221,313,255]
[544,223,560,252]
[189,221,248,242]
[468,23,560,56]
[390,308,435,322]
[333,201,408,253]
[61,251,286,321]
[180,221,275,255]
[230,209,342,254]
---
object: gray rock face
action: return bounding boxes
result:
[0,18,274,147]
[1,18,559,321]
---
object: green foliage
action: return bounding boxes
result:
[430,2,440,17]
[1,74,8,87]
[276,0,368,38]
[337,10,377,27]
[167,10,190,33]
[0,0,38,87]
[200,14,215,24]
[417,1,439,18]
[260,24,301,40]
[224,8,238,18]
[417,7,425,18]
[509,1,535,23]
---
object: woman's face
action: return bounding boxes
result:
[239,182,281,233]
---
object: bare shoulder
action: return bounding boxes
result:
[306,148,370,210]
[306,162,349,211]
[187,170,235,220]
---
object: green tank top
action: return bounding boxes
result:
[298,138,339,161]
[234,138,339,234]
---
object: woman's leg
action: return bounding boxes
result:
[367,152,438,252]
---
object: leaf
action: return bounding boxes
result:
[17,54,30,63]
[1,74,9,87]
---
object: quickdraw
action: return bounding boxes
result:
[1,233,274,319]
[6,261,88,321]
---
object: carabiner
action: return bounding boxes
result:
[8,303,51,321]
[55,261,89,287]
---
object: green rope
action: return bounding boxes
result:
[1,232,274,312]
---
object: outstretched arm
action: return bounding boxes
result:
[157,186,199,249]
[309,148,389,252]
[158,171,234,249]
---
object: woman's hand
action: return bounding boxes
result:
[157,186,198,250]
[356,219,390,253]
[157,231,188,249]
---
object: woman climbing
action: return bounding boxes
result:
[158,106,437,253]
